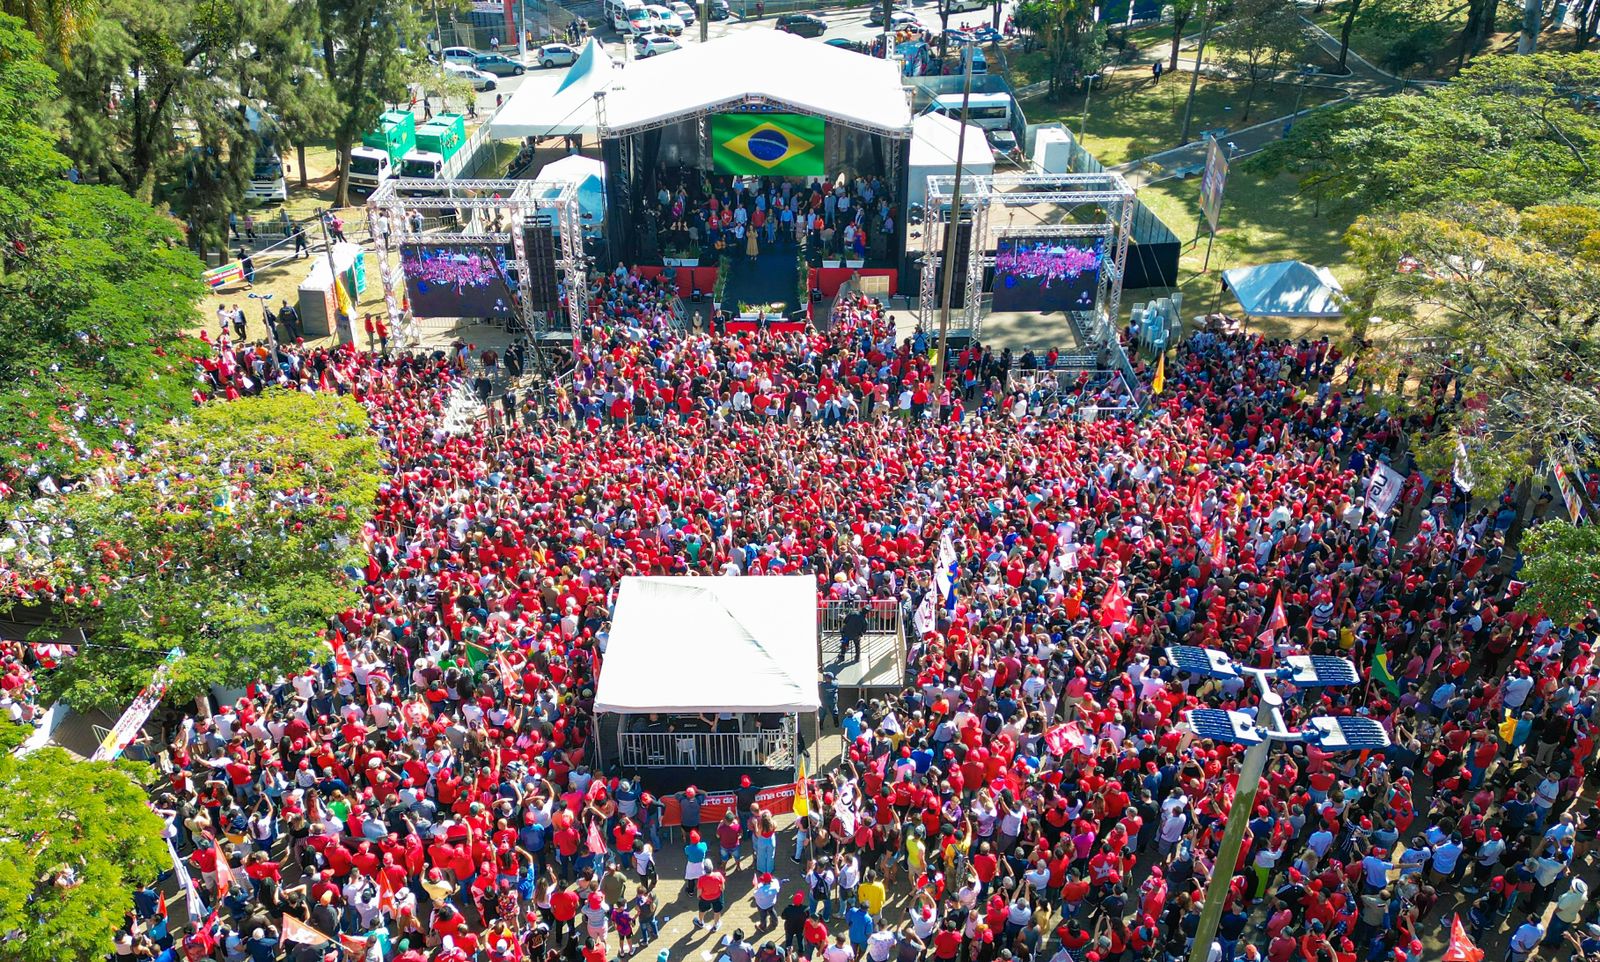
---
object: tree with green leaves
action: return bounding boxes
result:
[0,727,169,962]
[1208,0,1303,121]
[316,0,428,207]
[0,12,208,486]
[1342,201,1600,491]
[1015,0,1106,100]
[20,391,380,710]
[1164,0,1202,74]
[1256,53,1600,215]
[1519,522,1600,627]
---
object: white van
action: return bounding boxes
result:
[606,0,646,30]
[927,92,1013,131]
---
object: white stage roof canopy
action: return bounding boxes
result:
[491,32,914,142]
[594,576,820,714]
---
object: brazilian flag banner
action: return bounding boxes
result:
[711,113,825,176]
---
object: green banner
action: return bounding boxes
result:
[711,113,825,176]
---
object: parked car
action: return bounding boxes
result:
[670,0,696,24]
[644,4,685,33]
[443,61,497,90]
[774,12,826,36]
[708,0,730,18]
[440,45,478,65]
[867,9,921,28]
[534,43,579,67]
[472,52,525,75]
[633,31,682,56]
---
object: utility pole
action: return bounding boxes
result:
[882,0,892,58]
[1177,0,1212,145]
[701,0,710,43]
[1168,644,1389,962]
[930,44,973,395]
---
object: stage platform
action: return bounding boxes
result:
[887,308,1085,353]
[821,632,904,691]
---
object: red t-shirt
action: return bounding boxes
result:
[697,872,726,900]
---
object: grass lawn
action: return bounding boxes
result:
[1127,166,1360,342]
[1020,70,1343,166]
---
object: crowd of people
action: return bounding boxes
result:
[651,174,899,265]
[65,269,1600,962]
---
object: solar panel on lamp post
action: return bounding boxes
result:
[1165,645,1389,962]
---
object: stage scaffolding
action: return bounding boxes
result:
[918,172,1136,343]
[366,178,589,348]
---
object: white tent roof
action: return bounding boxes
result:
[1221,259,1346,318]
[594,576,819,714]
[489,38,613,139]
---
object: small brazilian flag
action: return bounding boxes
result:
[1371,642,1400,695]
[712,113,825,176]
[463,641,492,672]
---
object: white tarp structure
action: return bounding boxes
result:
[908,112,993,208]
[1221,259,1346,318]
[489,38,614,139]
[490,32,913,141]
[532,154,606,232]
[594,576,819,714]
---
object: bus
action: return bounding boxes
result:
[926,92,1013,132]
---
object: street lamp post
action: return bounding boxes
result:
[1165,645,1390,962]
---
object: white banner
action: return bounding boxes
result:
[90,648,182,762]
[1364,461,1405,518]
[913,590,937,637]
[1453,440,1476,493]
[167,836,207,921]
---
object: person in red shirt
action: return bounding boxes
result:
[694,863,726,931]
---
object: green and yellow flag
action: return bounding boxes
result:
[712,113,825,176]
[464,641,492,671]
[1371,642,1400,695]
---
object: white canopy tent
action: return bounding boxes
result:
[488,37,614,139]
[908,112,993,208]
[596,31,913,137]
[594,576,819,714]
[492,32,914,142]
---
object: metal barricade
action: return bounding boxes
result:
[616,726,795,769]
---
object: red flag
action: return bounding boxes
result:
[586,820,607,855]
[377,872,398,916]
[1208,527,1227,568]
[205,833,229,901]
[157,891,168,919]
[1443,914,1484,962]
[498,651,521,693]
[1257,587,1288,642]
[1098,580,1129,627]
[1045,723,1085,756]
[329,634,354,680]
[341,933,371,956]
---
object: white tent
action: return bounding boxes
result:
[1221,260,1346,318]
[594,576,819,714]
[532,154,606,231]
[489,37,614,139]
[597,31,912,137]
[492,32,913,142]
[908,112,993,208]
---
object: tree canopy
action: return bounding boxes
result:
[0,13,208,488]
[1519,521,1600,627]
[1344,201,1600,490]
[1257,53,1600,214]
[21,391,380,710]
[0,730,169,962]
